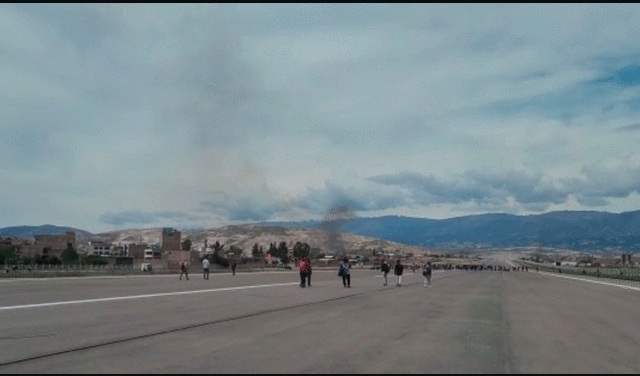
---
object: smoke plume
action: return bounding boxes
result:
[320,205,356,258]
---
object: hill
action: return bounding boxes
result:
[265,210,640,251]
[92,224,429,256]
[4,209,640,253]
[0,225,94,242]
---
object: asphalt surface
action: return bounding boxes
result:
[1,262,640,373]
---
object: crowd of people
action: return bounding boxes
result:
[182,255,528,288]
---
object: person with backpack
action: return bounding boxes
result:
[339,257,351,288]
[423,261,432,287]
[394,259,404,286]
[380,259,391,286]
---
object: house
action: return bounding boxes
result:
[161,228,181,252]
[88,241,113,256]
[20,232,76,260]
[0,236,31,257]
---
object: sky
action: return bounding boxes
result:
[2,4,640,233]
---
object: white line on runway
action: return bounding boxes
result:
[538,271,640,291]
[0,282,298,311]
[0,270,339,283]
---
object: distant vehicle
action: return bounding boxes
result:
[141,263,152,272]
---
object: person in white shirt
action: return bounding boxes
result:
[202,257,210,280]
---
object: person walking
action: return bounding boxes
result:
[298,257,312,288]
[339,258,351,288]
[297,257,304,287]
[231,259,237,276]
[304,257,312,287]
[380,259,391,286]
[202,257,210,280]
[423,261,432,287]
[394,259,404,286]
[179,260,189,281]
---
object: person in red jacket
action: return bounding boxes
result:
[298,257,312,287]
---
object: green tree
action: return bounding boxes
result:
[310,248,323,259]
[277,242,289,264]
[229,245,243,257]
[0,245,19,265]
[208,241,229,267]
[61,246,80,264]
[181,238,192,251]
[267,242,278,256]
[252,243,260,258]
[293,242,311,259]
[210,241,225,256]
[84,255,109,266]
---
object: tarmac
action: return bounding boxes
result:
[1,259,640,373]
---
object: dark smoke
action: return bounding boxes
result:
[320,205,356,258]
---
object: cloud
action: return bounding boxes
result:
[200,193,287,222]
[370,155,640,212]
[197,178,411,222]
[568,154,640,204]
[604,64,640,87]
[616,123,640,132]
[368,170,566,210]
[99,210,207,227]
[99,151,640,227]
[3,4,640,231]
[294,180,410,215]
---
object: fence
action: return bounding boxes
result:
[3,263,135,272]
[516,261,640,282]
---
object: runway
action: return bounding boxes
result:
[1,266,640,373]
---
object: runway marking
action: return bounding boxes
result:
[505,260,518,268]
[0,270,339,283]
[538,271,640,291]
[0,292,366,369]
[0,282,298,311]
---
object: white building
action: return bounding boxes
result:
[89,241,113,256]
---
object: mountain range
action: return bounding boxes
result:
[0,225,94,241]
[264,210,640,251]
[2,210,640,252]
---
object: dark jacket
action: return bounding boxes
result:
[339,262,351,276]
[394,263,404,276]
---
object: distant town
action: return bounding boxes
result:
[1,227,415,272]
[0,225,637,274]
